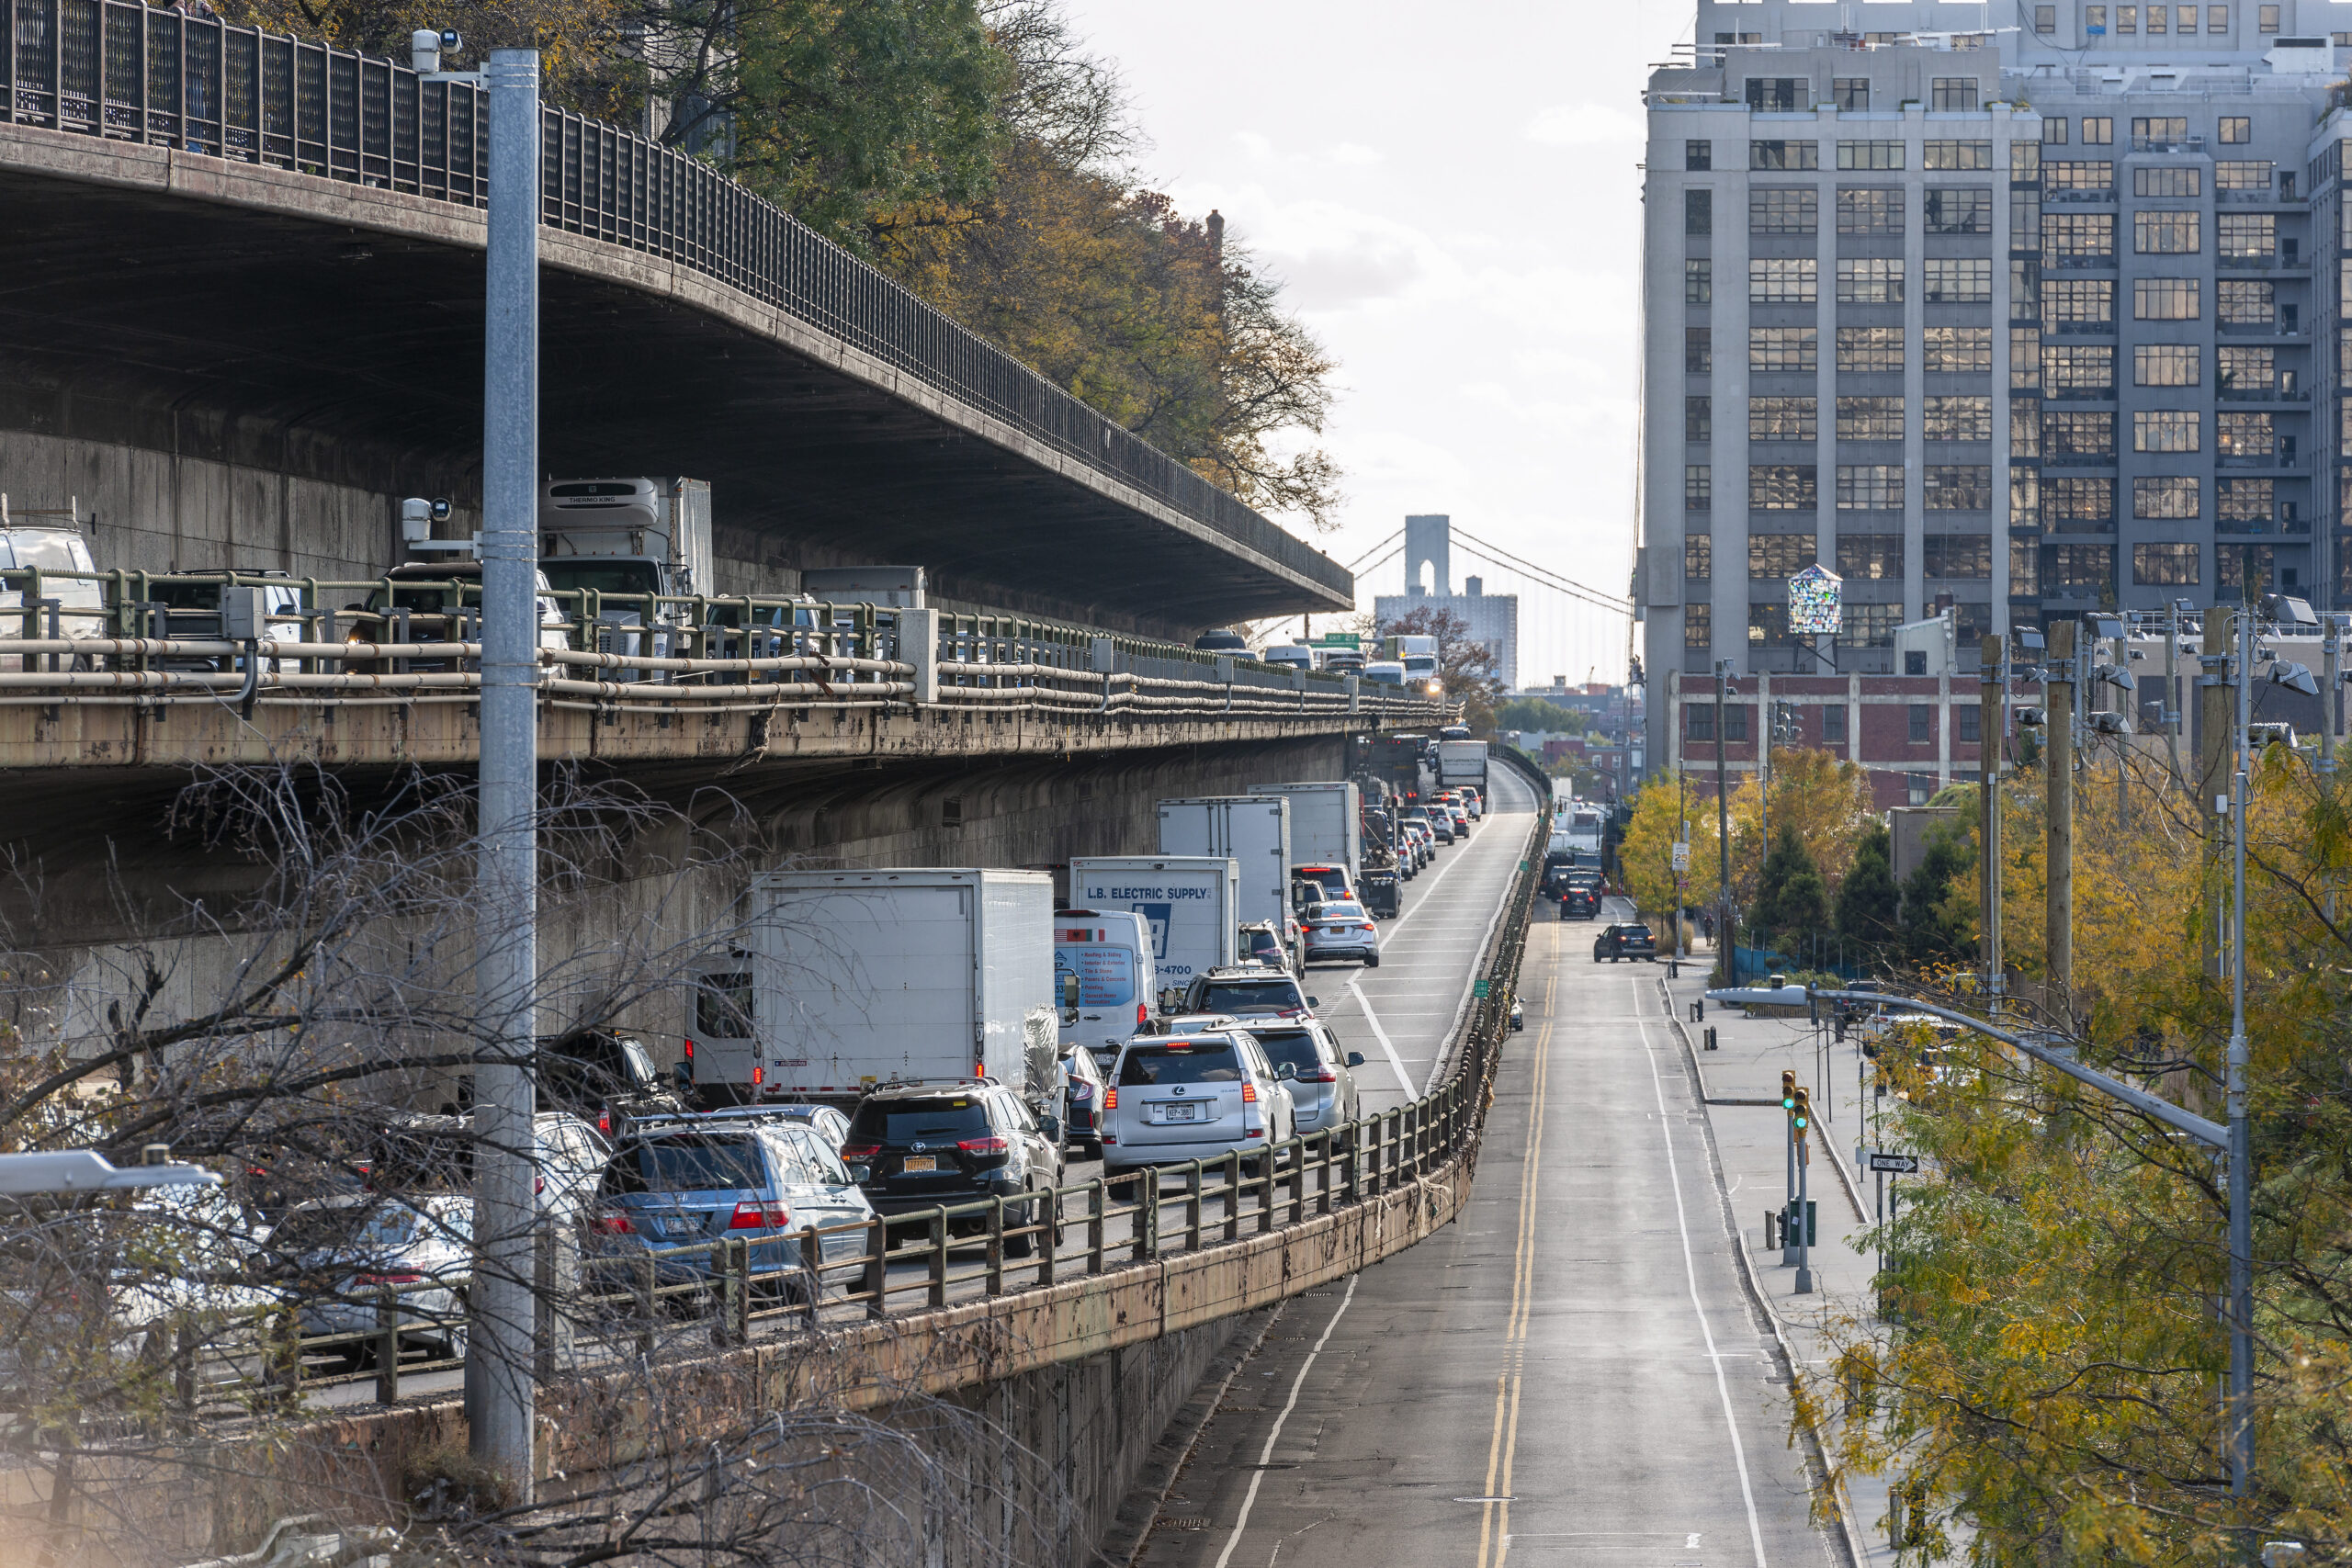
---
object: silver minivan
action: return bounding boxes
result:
[1236,1021,1363,1137]
[1102,1033,1296,1178]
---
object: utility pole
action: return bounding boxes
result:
[2164,599,2183,788]
[2324,615,2341,778]
[2224,608,2255,1499]
[469,46,541,1501]
[1714,661,1733,985]
[1980,634,2005,1012]
[2200,609,2234,981]
[2045,618,2075,1009]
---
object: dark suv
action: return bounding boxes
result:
[1182,967,1319,1020]
[537,1029,690,1135]
[1558,886,1600,920]
[840,1082,1064,1253]
[1593,923,1658,963]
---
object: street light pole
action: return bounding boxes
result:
[2225,607,2255,1499]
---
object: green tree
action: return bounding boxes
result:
[1898,823,1974,966]
[1494,697,1589,734]
[1749,824,1829,956]
[1832,819,1900,962]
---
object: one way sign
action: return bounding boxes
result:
[1867,1151,1920,1174]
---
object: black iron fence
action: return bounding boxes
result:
[0,0,1348,600]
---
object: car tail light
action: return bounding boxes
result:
[729,1201,790,1230]
[355,1271,425,1287]
[957,1136,1009,1155]
[752,1066,763,1087]
[840,1144,879,1160]
[589,1212,635,1235]
[1242,1082,1259,1103]
[1295,1066,1338,1083]
[534,1175,545,1194]
[598,1111,612,1135]
[1104,1087,1118,1111]
[684,1037,695,1059]
[1069,1082,1094,1102]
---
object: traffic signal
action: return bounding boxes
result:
[1792,1088,1812,1146]
[1781,1069,1798,1113]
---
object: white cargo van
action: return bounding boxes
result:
[1053,908,1159,1059]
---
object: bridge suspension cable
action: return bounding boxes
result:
[1446,528,1632,615]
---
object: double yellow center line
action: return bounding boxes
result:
[1476,922,1557,1567]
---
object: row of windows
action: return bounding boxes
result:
[1737,76,1984,114]
[1689,334,2286,393]
[1690,199,2286,256]
[1697,395,1998,445]
[1683,696,1975,744]
[1690,187,1996,237]
[2040,8,2265,43]
[1743,140,1999,173]
[1688,258,2003,307]
[1738,465,1997,511]
[1705,325,1998,375]
[1682,465,2284,521]
[1683,534,1996,581]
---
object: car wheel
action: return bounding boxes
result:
[1365,954,1381,967]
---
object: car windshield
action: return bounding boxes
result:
[1249,1029,1324,1075]
[620,1135,767,1193]
[1201,980,1303,1013]
[1619,926,1654,940]
[540,560,664,598]
[1119,1043,1244,1086]
[1309,903,1366,922]
[847,1098,992,1145]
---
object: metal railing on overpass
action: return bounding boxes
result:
[0,569,1448,723]
[0,0,1347,599]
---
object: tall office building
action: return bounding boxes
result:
[1638,1,2344,777]
[1372,514,1521,688]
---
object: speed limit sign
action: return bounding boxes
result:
[1672,841,1691,872]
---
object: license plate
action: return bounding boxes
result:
[1157,1102,1201,1122]
[900,1155,936,1173]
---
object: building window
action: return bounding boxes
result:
[2215,159,2273,189]
[1833,79,1871,111]
[2132,277,2200,321]
[2045,211,2116,259]
[2052,542,2117,586]
[2134,166,2202,198]
[1686,698,1716,738]
[2035,4,2057,30]
[2134,410,2200,452]
[1908,705,1934,744]
[2046,278,2115,324]
[1837,258,1904,304]
[1930,79,1982,112]
[2217,346,2275,390]
[2134,476,2201,518]
[1685,605,1713,651]
[1924,535,1993,578]
[2044,160,2115,190]
[2219,479,2275,521]
[2043,344,2116,393]
[2209,4,2231,30]
[2014,472,2041,527]
[2133,117,2191,151]
[1685,465,1712,512]
[1839,604,1902,648]
[2218,543,2276,591]
[1722,702,1749,741]
[1750,188,1818,235]
[2042,117,2070,146]
[1686,189,1713,235]
[2118,6,2140,33]
[2133,542,2200,584]
[1822,705,1848,744]
[1924,327,1994,374]
[1686,259,1713,305]
[2219,116,2253,144]
[1748,467,1818,513]
[1954,705,1980,744]
[2011,141,2042,182]
[1924,395,1993,442]
[1748,396,1818,443]
[2135,344,2200,386]
[1838,140,1902,170]
[1836,465,1905,510]
[1836,534,1905,579]
[2044,410,2117,457]
[2218,214,2276,260]
[1687,329,1713,375]
[1836,397,1905,441]
[1925,465,1993,510]
[1687,141,1713,171]
[1748,258,1818,304]
[2217,412,2276,456]
[2048,477,2117,522]
[2012,397,2042,457]
[1750,327,1818,373]
[1686,396,1713,443]
[2086,5,2109,32]
[2134,209,2200,254]
[1747,602,1793,647]
[1750,141,1819,171]
[1924,188,1992,233]
[2013,192,2042,250]
[2218,280,2276,324]
[1838,188,1905,235]
[2257,5,2278,31]
[1924,259,1993,304]
[1684,535,1713,579]
[2011,327,2042,392]
[1745,77,1804,112]
[2013,258,2043,317]
[1837,326,1905,374]
[2082,117,2113,145]
[2010,538,2041,595]
[1924,141,1995,172]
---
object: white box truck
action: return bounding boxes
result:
[685,868,1059,1107]
[1248,782,1363,888]
[1157,796,1290,938]
[1436,739,1489,789]
[1065,856,1239,1007]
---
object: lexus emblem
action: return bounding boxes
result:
[1171,1086,1186,1096]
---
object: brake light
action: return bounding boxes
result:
[590,1212,635,1235]
[957,1136,1009,1155]
[355,1271,424,1287]
[1069,1081,1094,1102]
[1136,1001,1148,1028]
[1295,1066,1338,1083]
[597,1111,611,1135]
[840,1144,879,1160]
[684,1037,694,1059]
[729,1200,789,1230]
[1242,1083,1259,1103]
[752,1066,763,1086]
[534,1175,545,1194]
[1104,1088,1118,1111]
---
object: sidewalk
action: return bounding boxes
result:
[1658,957,1912,1567]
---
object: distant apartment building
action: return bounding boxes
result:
[1374,513,1521,688]
[1638,0,2350,782]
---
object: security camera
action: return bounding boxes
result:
[2251,722,2299,749]
[2016,706,2047,728]
[2089,711,2133,736]
[412,28,462,74]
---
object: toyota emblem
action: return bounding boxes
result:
[910,1142,928,1153]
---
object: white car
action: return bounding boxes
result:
[1163,1012,1246,1035]
[277,1193,474,1367]
[1301,900,1381,967]
[1101,1033,1297,1179]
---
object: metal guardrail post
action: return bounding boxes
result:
[373,1291,401,1405]
[1036,1193,1057,1289]
[928,1210,949,1307]
[1136,1178,1159,1261]
[986,1197,1005,1295]
[267,1306,301,1404]
[1089,1179,1107,1273]
[862,1216,888,1319]
[1222,1152,1242,1243]
[797,1225,821,1329]
[636,1256,656,1360]
[1185,1162,1204,1251]
[713,1240,741,1348]
[1260,1148,1278,1233]
[1317,1133,1334,1215]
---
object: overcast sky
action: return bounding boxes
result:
[1062,0,1691,687]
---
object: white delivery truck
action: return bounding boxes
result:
[1065,856,1240,1010]
[1157,796,1291,942]
[538,477,715,667]
[1436,739,1490,790]
[685,868,1060,1108]
[1052,908,1159,1058]
[1248,782,1363,891]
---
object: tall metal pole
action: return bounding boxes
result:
[2165,600,2183,788]
[1980,635,2004,1012]
[2225,609,2254,1499]
[2045,619,2075,1010]
[2201,611,2234,981]
[1715,662,1733,985]
[470,46,541,1500]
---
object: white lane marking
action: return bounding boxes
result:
[1689,1533,1705,1549]
[1348,976,1411,1091]
[1211,1274,1361,1568]
[1634,997,1770,1568]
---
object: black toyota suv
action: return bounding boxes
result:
[840,1082,1064,1253]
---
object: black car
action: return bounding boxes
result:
[1361,869,1401,919]
[1558,886,1600,920]
[537,1029,691,1135]
[840,1082,1064,1252]
[1593,923,1658,963]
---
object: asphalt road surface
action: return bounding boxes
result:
[1136,914,1838,1568]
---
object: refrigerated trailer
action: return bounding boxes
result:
[1156,796,1291,938]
